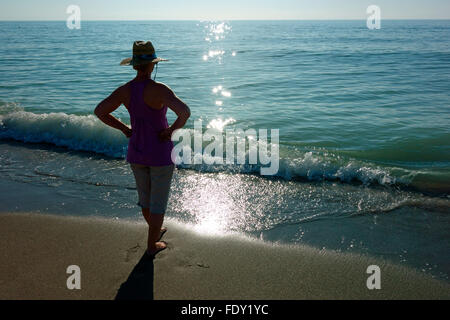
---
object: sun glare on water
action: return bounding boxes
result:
[201,21,234,62]
[179,174,240,236]
[207,117,236,131]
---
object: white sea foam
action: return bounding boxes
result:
[0,104,128,158]
[0,104,415,188]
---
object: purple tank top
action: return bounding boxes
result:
[126,79,174,166]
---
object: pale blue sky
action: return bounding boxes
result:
[1,0,449,20]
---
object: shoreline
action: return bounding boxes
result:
[1,138,449,197]
[0,212,449,300]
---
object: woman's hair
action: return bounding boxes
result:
[133,63,151,72]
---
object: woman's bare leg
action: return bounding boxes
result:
[147,213,167,255]
[141,207,166,232]
[141,208,151,225]
[142,208,167,254]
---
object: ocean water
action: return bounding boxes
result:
[0,20,449,280]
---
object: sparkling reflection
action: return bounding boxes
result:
[169,169,428,241]
[203,50,225,61]
[221,90,231,97]
[212,85,231,98]
[172,172,298,237]
[167,169,449,284]
[177,173,246,235]
[200,21,232,63]
[206,22,231,40]
[207,117,236,131]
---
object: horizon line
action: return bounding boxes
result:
[1,18,449,22]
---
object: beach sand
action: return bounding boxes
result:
[0,212,448,300]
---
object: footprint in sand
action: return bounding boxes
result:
[125,243,141,262]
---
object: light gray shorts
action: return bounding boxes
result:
[130,163,175,214]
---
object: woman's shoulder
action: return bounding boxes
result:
[117,81,135,96]
[144,81,174,96]
[122,80,134,89]
[148,80,170,89]
[113,82,133,108]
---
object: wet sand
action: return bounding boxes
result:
[0,212,448,300]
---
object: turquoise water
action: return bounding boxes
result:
[0,20,449,280]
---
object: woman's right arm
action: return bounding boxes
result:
[94,85,132,138]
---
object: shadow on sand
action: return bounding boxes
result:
[115,253,154,300]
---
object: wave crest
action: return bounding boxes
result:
[0,103,128,157]
[0,103,447,194]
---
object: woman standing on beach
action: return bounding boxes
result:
[94,41,190,256]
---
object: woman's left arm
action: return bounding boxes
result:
[94,86,132,138]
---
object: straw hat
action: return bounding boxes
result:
[120,41,168,66]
